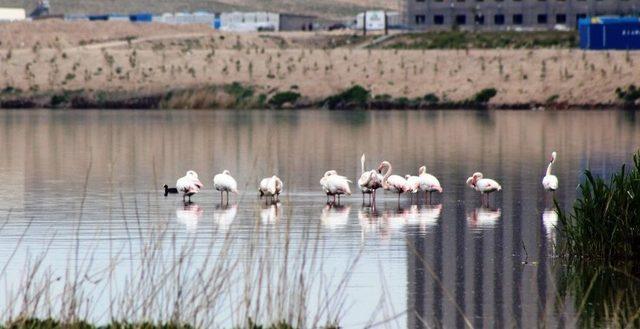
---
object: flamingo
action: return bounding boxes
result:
[320,170,351,204]
[466,172,501,205]
[378,161,409,204]
[404,174,420,203]
[542,151,559,192]
[358,154,383,205]
[213,170,239,204]
[418,166,443,204]
[259,175,283,203]
[176,171,204,203]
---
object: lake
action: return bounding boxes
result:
[0,109,638,328]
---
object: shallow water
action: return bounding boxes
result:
[0,109,638,328]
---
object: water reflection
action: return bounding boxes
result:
[213,204,238,230]
[260,203,281,225]
[542,209,558,246]
[557,262,640,328]
[1,109,639,328]
[406,204,442,234]
[358,207,381,238]
[176,203,204,232]
[321,204,351,230]
[467,207,502,230]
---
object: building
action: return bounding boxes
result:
[0,7,25,21]
[406,0,640,30]
[279,13,316,31]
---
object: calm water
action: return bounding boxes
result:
[0,109,639,328]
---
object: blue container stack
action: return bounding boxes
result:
[579,16,640,50]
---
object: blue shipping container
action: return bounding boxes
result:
[130,12,153,22]
[579,16,640,50]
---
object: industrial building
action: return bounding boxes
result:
[405,0,640,30]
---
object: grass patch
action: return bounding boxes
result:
[557,151,640,261]
[381,31,578,49]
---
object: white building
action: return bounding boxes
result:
[0,8,26,22]
[219,11,280,32]
[355,11,402,30]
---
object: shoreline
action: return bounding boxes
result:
[0,86,636,111]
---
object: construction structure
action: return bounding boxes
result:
[405,0,640,30]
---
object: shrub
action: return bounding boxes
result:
[615,85,640,104]
[373,94,392,101]
[423,93,439,103]
[557,151,640,261]
[50,93,71,107]
[268,91,301,108]
[323,85,370,109]
[472,88,497,104]
[223,82,254,107]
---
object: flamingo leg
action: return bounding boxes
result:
[182,194,186,202]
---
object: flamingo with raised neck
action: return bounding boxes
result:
[377,161,409,204]
[542,151,559,192]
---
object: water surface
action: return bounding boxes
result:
[0,109,638,328]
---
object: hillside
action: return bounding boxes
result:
[0,0,399,20]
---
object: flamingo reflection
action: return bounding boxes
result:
[467,207,502,229]
[176,203,204,232]
[542,209,558,245]
[321,204,351,230]
[213,204,238,230]
[358,207,382,238]
[260,203,281,225]
[406,204,443,233]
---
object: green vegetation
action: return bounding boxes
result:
[381,31,578,49]
[323,85,370,109]
[615,85,640,105]
[423,93,439,104]
[557,151,640,261]
[471,88,498,104]
[268,91,301,108]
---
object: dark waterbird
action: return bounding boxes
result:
[163,184,178,196]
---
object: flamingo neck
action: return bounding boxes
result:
[381,163,392,189]
[361,154,366,174]
[546,161,553,176]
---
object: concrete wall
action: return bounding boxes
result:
[406,0,640,30]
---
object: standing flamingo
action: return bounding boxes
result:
[378,161,409,204]
[213,170,239,204]
[542,151,559,192]
[320,170,351,204]
[176,170,203,203]
[418,166,443,204]
[466,172,501,205]
[404,174,420,203]
[358,154,383,205]
[259,175,283,203]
